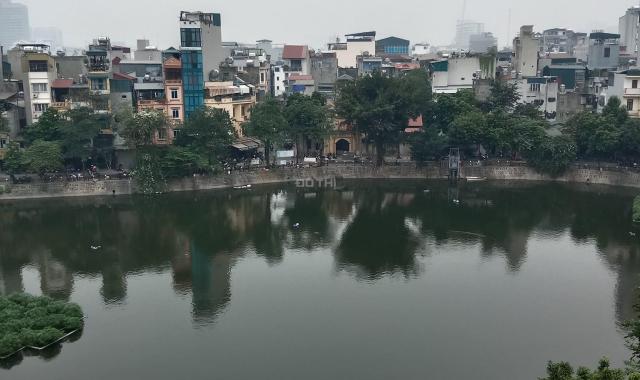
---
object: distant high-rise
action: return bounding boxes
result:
[469,32,498,54]
[619,6,640,56]
[0,0,30,49]
[455,20,484,50]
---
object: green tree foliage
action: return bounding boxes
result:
[23,108,65,143]
[60,108,106,168]
[620,120,640,160]
[134,149,166,194]
[0,293,84,357]
[244,97,289,166]
[160,146,208,178]
[335,70,432,166]
[284,92,332,158]
[3,142,23,174]
[602,96,629,126]
[540,358,639,380]
[121,109,168,147]
[23,140,63,175]
[175,107,236,166]
[448,111,486,149]
[524,135,577,177]
[409,127,448,163]
[429,90,479,132]
[486,80,520,112]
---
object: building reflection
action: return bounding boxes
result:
[0,183,639,327]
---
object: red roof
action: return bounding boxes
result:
[408,115,423,127]
[51,79,73,89]
[289,74,313,81]
[283,45,308,60]
[113,72,136,81]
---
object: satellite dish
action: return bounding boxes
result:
[209,69,220,81]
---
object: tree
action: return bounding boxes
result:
[525,135,577,177]
[602,96,629,127]
[514,103,544,120]
[620,119,640,161]
[448,111,485,153]
[244,97,289,166]
[335,70,432,166]
[176,107,236,167]
[284,93,332,160]
[3,142,23,174]
[539,358,638,380]
[120,109,168,148]
[22,140,63,175]
[564,111,620,160]
[429,90,479,132]
[23,108,65,143]
[60,107,105,169]
[409,127,448,163]
[160,146,208,178]
[486,80,520,112]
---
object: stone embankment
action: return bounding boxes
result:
[0,164,638,200]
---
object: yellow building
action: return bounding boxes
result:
[203,81,256,136]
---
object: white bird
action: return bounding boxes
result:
[293,223,301,229]
[630,232,637,237]
[90,246,102,251]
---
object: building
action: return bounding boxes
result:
[310,51,338,98]
[328,31,376,68]
[0,0,29,50]
[282,44,310,78]
[376,37,410,55]
[619,6,640,57]
[134,39,162,62]
[179,11,224,117]
[31,27,63,50]
[513,25,542,78]
[15,44,57,125]
[271,64,286,97]
[455,20,484,50]
[256,39,283,62]
[286,74,315,96]
[469,32,497,54]
[613,69,640,118]
[515,76,559,121]
[86,42,112,113]
[411,43,431,56]
[357,54,383,76]
[203,80,256,135]
[162,48,184,132]
[587,32,620,71]
[573,33,589,62]
[431,53,496,94]
[220,47,271,98]
[542,28,577,54]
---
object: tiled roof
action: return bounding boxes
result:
[51,79,73,89]
[113,72,136,81]
[288,74,313,81]
[283,45,307,60]
[408,115,423,127]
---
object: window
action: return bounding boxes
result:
[276,86,280,90]
[121,94,128,99]
[91,79,106,91]
[34,104,48,112]
[260,73,265,83]
[547,97,556,103]
[180,28,202,48]
[170,89,179,99]
[29,60,48,72]
[173,129,179,138]
[604,47,611,58]
[158,128,167,140]
[171,108,180,119]
[31,83,47,93]
[633,80,638,89]
[290,59,302,72]
[0,139,6,149]
[274,67,281,73]
[628,99,634,111]
[530,83,541,92]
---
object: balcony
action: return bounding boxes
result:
[625,88,640,96]
[165,79,183,85]
[90,89,109,96]
[138,99,166,106]
[50,101,71,110]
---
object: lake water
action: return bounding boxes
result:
[1,181,640,380]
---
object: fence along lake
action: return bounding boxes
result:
[1,181,639,379]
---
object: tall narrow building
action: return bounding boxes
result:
[0,0,30,49]
[179,11,224,117]
[620,6,640,56]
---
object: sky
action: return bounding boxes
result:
[19,0,631,50]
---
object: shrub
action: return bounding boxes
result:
[0,293,84,358]
[633,196,640,224]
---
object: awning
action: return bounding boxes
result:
[231,137,263,151]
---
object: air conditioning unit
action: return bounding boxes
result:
[33,93,39,99]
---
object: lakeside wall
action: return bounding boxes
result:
[1,164,639,200]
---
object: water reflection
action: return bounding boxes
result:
[1,182,640,326]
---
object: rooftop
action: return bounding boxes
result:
[282,45,308,60]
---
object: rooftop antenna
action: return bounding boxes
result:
[461,0,467,21]
[507,8,512,48]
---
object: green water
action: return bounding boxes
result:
[1,181,639,379]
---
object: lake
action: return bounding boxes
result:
[1,181,639,380]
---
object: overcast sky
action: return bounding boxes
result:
[20,0,629,50]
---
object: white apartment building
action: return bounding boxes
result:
[513,25,542,78]
[328,32,376,68]
[515,76,559,121]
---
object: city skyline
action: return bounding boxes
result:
[14,0,624,51]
